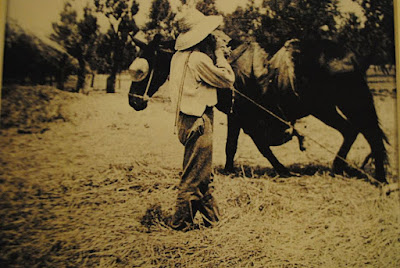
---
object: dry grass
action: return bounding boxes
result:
[0,84,399,267]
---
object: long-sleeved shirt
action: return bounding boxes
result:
[169,49,235,117]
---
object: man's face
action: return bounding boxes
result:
[212,30,232,57]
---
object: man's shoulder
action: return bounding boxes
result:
[189,51,213,66]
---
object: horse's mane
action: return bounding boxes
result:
[267,39,300,95]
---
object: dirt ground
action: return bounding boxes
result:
[0,83,399,267]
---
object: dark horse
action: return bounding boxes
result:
[128,35,388,184]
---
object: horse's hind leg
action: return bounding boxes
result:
[356,125,387,183]
[311,106,359,176]
[335,75,388,183]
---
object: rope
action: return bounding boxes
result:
[231,87,381,185]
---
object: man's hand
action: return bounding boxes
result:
[213,30,232,58]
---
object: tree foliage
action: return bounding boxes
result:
[223,0,263,42]
[222,0,394,67]
[224,0,340,53]
[196,0,219,15]
[257,0,339,52]
[51,2,99,92]
[144,0,176,40]
[337,0,395,67]
[178,0,218,15]
[94,0,140,92]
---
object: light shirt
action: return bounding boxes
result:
[169,49,235,117]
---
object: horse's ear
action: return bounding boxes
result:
[153,34,162,44]
[228,39,242,50]
[160,39,176,53]
[132,37,147,49]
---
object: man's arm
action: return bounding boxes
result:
[191,51,235,89]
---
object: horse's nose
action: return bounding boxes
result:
[129,96,148,111]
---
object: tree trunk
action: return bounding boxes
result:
[91,73,95,87]
[106,72,116,93]
[56,55,67,91]
[56,70,65,91]
[76,58,86,93]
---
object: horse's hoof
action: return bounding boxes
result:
[222,166,235,175]
[277,170,296,178]
[375,177,388,185]
[332,161,346,175]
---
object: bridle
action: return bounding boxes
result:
[128,46,176,101]
[128,68,154,101]
[128,50,158,101]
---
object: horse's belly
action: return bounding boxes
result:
[240,117,293,146]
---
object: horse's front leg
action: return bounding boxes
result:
[224,114,241,172]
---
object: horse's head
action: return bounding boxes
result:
[128,34,175,111]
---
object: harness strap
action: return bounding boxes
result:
[174,51,193,133]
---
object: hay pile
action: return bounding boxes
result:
[1,85,79,131]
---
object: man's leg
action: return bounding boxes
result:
[171,108,219,229]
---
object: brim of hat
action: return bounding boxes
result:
[175,15,223,51]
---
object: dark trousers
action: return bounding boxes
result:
[171,107,220,229]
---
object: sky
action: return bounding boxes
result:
[6,0,366,38]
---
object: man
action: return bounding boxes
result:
[168,8,235,231]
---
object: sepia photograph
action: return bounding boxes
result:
[0,0,399,266]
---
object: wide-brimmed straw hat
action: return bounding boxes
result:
[175,8,223,51]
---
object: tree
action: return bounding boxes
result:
[51,2,99,92]
[337,0,395,69]
[223,0,262,41]
[94,0,140,93]
[196,0,219,15]
[224,0,340,53]
[178,0,218,15]
[257,0,340,52]
[144,0,176,40]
